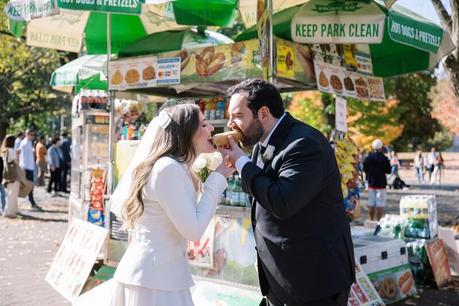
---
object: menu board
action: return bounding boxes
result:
[314,61,385,101]
[46,218,108,301]
[109,56,180,90]
[426,238,452,287]
[187,218,215,268]
[311,43,373,75]
[348,263,385,306]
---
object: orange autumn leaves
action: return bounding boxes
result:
[288,91,403,150]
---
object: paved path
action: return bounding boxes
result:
[0,187,69,306]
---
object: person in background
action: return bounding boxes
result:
[18,129,42,210]
[389,150,401,179]
[431,151,444,185]
[14,132,24,154]
[414,151,424,184]
[60,132,71,193]
[363,139,391,221]
[1,135,20,218]
[0,155,6,214]
[47,137,62,196]
[427,147,439,182]
[36,135,48,187]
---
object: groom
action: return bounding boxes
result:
[220,79,355,306]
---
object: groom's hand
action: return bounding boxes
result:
[218,136,246,166]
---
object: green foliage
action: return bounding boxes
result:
[288,92,331,134]
[0,0,72,141]
[387,72,440,151]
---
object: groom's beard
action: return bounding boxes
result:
[240,118,264,147]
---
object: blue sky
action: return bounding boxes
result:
[395,0,451,25]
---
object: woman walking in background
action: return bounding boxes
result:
[1,135,20,218]
[414,151,424,184]
[431,151,444,185]
[390,151,401,177]
[47,137,61,196]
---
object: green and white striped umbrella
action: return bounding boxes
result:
[237,0,455,77]
[6,0,187,54]
[50,55,107,87]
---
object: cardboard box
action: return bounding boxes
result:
[354,236,408,274]
[437,227,459,276]
[368,264,417,304]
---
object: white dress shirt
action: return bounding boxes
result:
[235,113,286,173]
[18,139,35,170]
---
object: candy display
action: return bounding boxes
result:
[88,168,105,226]
[333,134,363,219]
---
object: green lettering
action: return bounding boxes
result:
[339,24,345,37]
[296,24,302,37]
[321,24,327,36]
[373,24,379,37]
[333,24,339,37]
[327,24,333,37]
[349,24,354,37]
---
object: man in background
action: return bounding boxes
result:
[60,132,71,193]
[18,129,42,210]
[36,135,48,187]
[363,139,391,221]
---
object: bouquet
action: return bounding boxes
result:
[192,152,223,182]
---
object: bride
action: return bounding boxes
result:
[74,103,234,306]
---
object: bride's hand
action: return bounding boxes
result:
[215,160,235,178]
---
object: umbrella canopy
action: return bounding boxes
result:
[236,1,455,77]
[118,28,234,57]
[9,6,187,54]
[50,55,107,87]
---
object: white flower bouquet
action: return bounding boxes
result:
[192,152,223,182]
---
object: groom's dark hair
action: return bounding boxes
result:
[227,78,284,119]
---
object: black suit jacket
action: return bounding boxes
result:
[241,113,355,303]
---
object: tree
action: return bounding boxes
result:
[0,0,71,141]
[347,98,403,150]
[430,79,459,135]
[287,91,330,134]
[387,72,440,151]
[430,0,459,97]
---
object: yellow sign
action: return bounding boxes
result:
[277,43,295,79]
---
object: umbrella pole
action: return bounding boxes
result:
[107,12,115,195]
[267,0,275,84]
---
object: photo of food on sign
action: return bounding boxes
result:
[311,43,373,75]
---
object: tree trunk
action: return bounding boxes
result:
[431,0,459,97]
[0,121,9,144]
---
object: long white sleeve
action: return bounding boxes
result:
[151,160,227,242]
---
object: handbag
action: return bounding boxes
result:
[18,168,33,198]
[2,150,19,181]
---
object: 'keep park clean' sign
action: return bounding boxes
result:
[291,0,385,44]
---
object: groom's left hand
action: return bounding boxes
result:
[218,136,246,166]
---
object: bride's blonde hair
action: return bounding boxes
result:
[121,103,201,229]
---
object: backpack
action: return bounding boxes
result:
[2,150,19,181]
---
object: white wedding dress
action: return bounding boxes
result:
[73,113,227,306]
